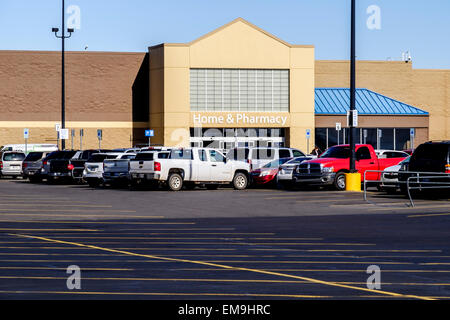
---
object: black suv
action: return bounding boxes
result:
[399,141,450,194]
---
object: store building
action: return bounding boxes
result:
[0,18,448,151]
[147,18,315,152]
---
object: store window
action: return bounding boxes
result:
[396,128,412,150]
[316,127,415,151]
[190,69,289,112]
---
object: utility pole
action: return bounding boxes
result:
[52,0,74,150]
[349,0,357,172]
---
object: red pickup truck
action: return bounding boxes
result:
[293,144,407,190]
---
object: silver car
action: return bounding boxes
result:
[0,151,26,178]
[83,152,127,187]
[277,156,313,188]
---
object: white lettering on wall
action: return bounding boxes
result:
[193,113,288,126]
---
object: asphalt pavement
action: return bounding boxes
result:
[0,178,449,300]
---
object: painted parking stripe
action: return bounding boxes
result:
[9,233,435,300]
[0,276,448,287]
[408,212,450,218]
[0,221,193,225]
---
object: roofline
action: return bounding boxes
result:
[0,50,145,55]
[148,18,314,50]
[315,88,429,115]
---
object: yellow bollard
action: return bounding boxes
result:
[345,172,362,192]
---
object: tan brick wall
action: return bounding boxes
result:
[0,127,136,150]
[0,50,146,148]
[315,60,450,141]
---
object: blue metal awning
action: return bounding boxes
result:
[315,88,428,115]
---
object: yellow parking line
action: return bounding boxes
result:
[0,221,193,225]
[0,214,164,218]
[0,290,332,298]
[0,228,99,232]
[408,213,450,218]
[194,260,413,265]
[0,204,114,208]
[0,246,237,251]
[31,232,274,235]
[17,236,321,241]
[0,259,415,265]
[0,276,448,287]
[0,200,91,204]
[172,268,450,273]
[369,204,450,211]
[10,233,435,300]
[24,239,374,246]
[0,266,133,271]
[0,208,136,213]
[293,249,442,253]
[1,276,449,287]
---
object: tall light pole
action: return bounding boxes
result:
[52,0,74,150]
[349,0,357,172]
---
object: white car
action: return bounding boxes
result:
[83,152,131,187]
[380,156,411,192]
[129,147,250,191]
[375,150,409,159]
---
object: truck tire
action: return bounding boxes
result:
[334,172,347,191]
[168,173,183,191]
[232,172,248,190]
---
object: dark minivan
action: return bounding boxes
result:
[399,141,450,194]
[22,151,51,182]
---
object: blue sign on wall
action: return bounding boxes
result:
[306,129,311,138]
[145,129,154,137]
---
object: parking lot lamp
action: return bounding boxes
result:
[51,0,74,150]
[345,0,362,192]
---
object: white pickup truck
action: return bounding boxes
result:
[129,148,250,191]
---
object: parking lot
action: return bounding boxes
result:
[0,178,449,300]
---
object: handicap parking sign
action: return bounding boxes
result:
[145,129,154,137]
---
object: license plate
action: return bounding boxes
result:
[139,174,145,178]
[28,171,35,175]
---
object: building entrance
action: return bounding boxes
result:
[190,128,286,152]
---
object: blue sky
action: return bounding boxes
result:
[1,0,449,69]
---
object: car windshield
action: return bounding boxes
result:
[24,152,44,161]
[87,154,117,162]
[263,158,291,168]
[134,152,156,161]
[320,146,351,159]
[3,153,25,161]
[400,156,411,165]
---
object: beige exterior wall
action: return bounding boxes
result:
[0,51,146,149]
[148,18,315,152]
[316,60,450,141]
